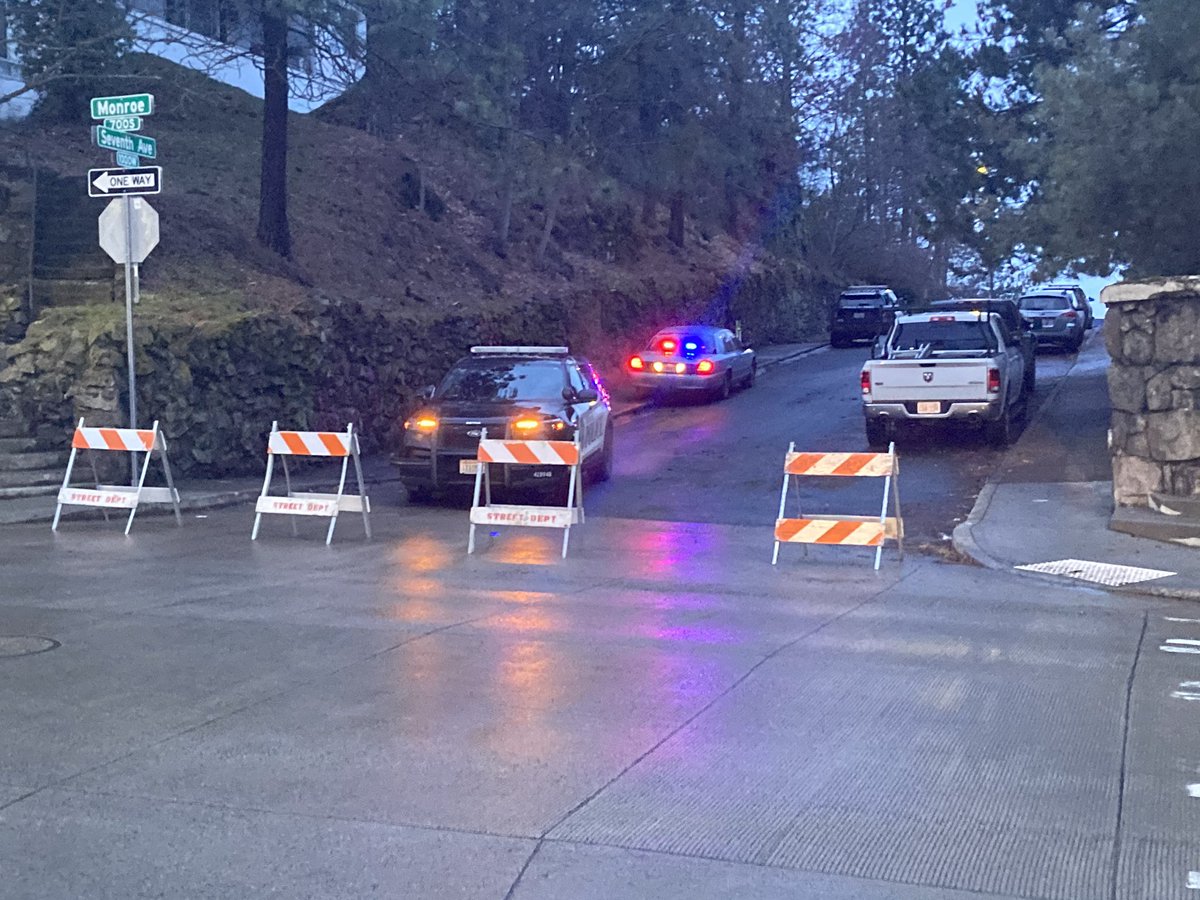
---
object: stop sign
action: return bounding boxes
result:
[98,197,159,264]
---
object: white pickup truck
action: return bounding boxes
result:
[860,310,1028,448]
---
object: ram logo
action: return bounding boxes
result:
[467,429,482,437]
[922,372,933,383]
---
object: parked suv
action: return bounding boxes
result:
[830,285,901,348]
[1039,284,1094,331]
[1017,291,1085,351]
[393,346,613,500]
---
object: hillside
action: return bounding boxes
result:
[1,55,815,355]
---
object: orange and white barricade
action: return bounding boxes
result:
[772,442,903,571]
[467,428,583,558]
[251,421,371,545]
[52,418,182,535]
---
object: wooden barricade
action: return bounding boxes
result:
[52,418,181,535]
[251,421,371,545]
[772,443,903,570]
[467,428,583,558]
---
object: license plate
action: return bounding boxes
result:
[459,459,481,475]
[853,312,866,319]
[917,401,940,415]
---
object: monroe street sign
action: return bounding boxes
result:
[88,167,162,198]
[90,93,154,119]
[93,126,157,159]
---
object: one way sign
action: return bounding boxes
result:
[88,166,162,198]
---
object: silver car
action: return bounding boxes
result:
[1017,292,1085,351]
[626,326,756,401]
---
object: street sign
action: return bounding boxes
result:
[115,150,140,168]
[93,126,156,159]
[90,93,153,119]
[99,197,159,264]
[88,167,161,198]
[103,116,143,133]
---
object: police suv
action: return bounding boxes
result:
[394,346,613,500]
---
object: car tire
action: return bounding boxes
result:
[1072,332,1085,352]
[984,407,1013,448]
[716,372,733,401]
[830,336,848,349]
[865,419,888,449]
[1023,358,1036,396]
[743,362,757,389]
[594,424,614,483]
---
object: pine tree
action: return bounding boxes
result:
[7,0,133,121]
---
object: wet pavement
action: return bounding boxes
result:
[4,336,1200,898]
[3,476,1200,897]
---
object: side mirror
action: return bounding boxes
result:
[421,384,436,400]
[871,337,886,359]
[574,388,599,403]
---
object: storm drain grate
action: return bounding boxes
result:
[1014,558,1176,587]
[0,636,60,658]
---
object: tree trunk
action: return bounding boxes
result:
[725,2,746,234]
[495,130,515,256]
[257,1,291,258]
[536,178,563,267]
[668,190,685,247]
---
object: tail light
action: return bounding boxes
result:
[696,360,715,375]
[1062,310,1078,319]
[628,355,644,371]
[860,370,871,394]
[987,367,1001,393]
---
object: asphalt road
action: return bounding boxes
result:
[588,334,1094,550]
[8,321,1198,899]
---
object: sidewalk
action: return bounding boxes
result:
[952,329,1200,603]
[0,342,827,529]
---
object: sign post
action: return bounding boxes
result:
[98,196,160,472]
[89,92,158,483]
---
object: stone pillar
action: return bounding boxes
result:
[1103,277,1200,507]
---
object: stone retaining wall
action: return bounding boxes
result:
[1104,277,1200,506]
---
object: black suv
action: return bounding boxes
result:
[830,285,902,347]
[393,346,613,500]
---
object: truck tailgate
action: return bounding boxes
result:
[868,360,990,402]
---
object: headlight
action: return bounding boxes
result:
[511,416,568,436]
[404,413,438,446]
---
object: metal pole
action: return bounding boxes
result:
[123,196,137,485]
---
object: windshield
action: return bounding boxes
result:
[436,360,565,401]
[892,321,998,354]
[1019,295,1070,311]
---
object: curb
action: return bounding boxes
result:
[950,331,1200,603]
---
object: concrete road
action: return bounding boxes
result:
[2,460,1199,898]
[590,340,1086,551]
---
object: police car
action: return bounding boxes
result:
[394,346,613,500]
